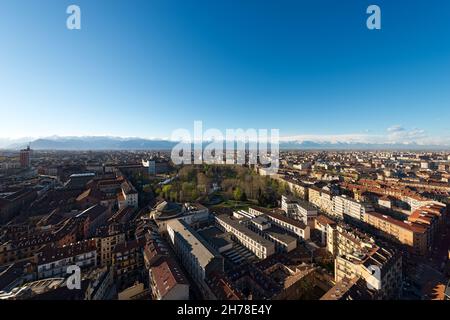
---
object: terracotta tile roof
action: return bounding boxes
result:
[38,239,97,264]
[150,257,188,298]
[365,211,427,234]
[315,214,336,226]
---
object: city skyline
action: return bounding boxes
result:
[1,148,449,301]
[2,0,450,306]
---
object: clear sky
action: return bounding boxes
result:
[1,0,450,145]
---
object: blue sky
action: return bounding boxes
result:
[1,0,450,144]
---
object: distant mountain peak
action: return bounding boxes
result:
[1,135,449,151]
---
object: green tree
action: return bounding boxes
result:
[162,184,172,199]
[233,187,243,201]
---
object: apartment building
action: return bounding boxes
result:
[408,203,447,244]
[334,245,402,299]
[166,219,223,299]
[112,238,145,281]
[250,207,311,240]
[403,196,443,214]
[0,224,75,266]
[308,187,334,216]
[215,214,275,259]
[333,195,373,221]
[142,159,170,175]
[91,174,139,210]
[276,176,308,199]
[75,204,111,238]
[246,216,297,253]
[149,256,189,300]
[346,179,445,214]
[143,229,190,300]
[281,195,317,227]
[314,214,337,246]
[323,222,402,299]
[364,211,429,255]
[281,195,298,216]
[94,224,127,267]
[118,180,138,209]
[36,239,97,279]
[326,224,376,258]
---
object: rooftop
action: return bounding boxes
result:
[166,219,222,268]
[320,276,375,300]
[215,214,274,248]
[38,239,97,264]
[150,256,188,298]
[365,211,428,234]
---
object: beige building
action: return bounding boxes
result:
[95,224,127,267]
[281,195,317,227]
[326,223,402,299]
[215,214,275,259]
[333,195,373,221]
[308,187,334,216]
[250,207,310,240]
[326,224,376,258]
[364,211,428,256]
[314,214,337,246]
[166,219,224,299]
[281,178,308,199]
[334,246,402,299]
